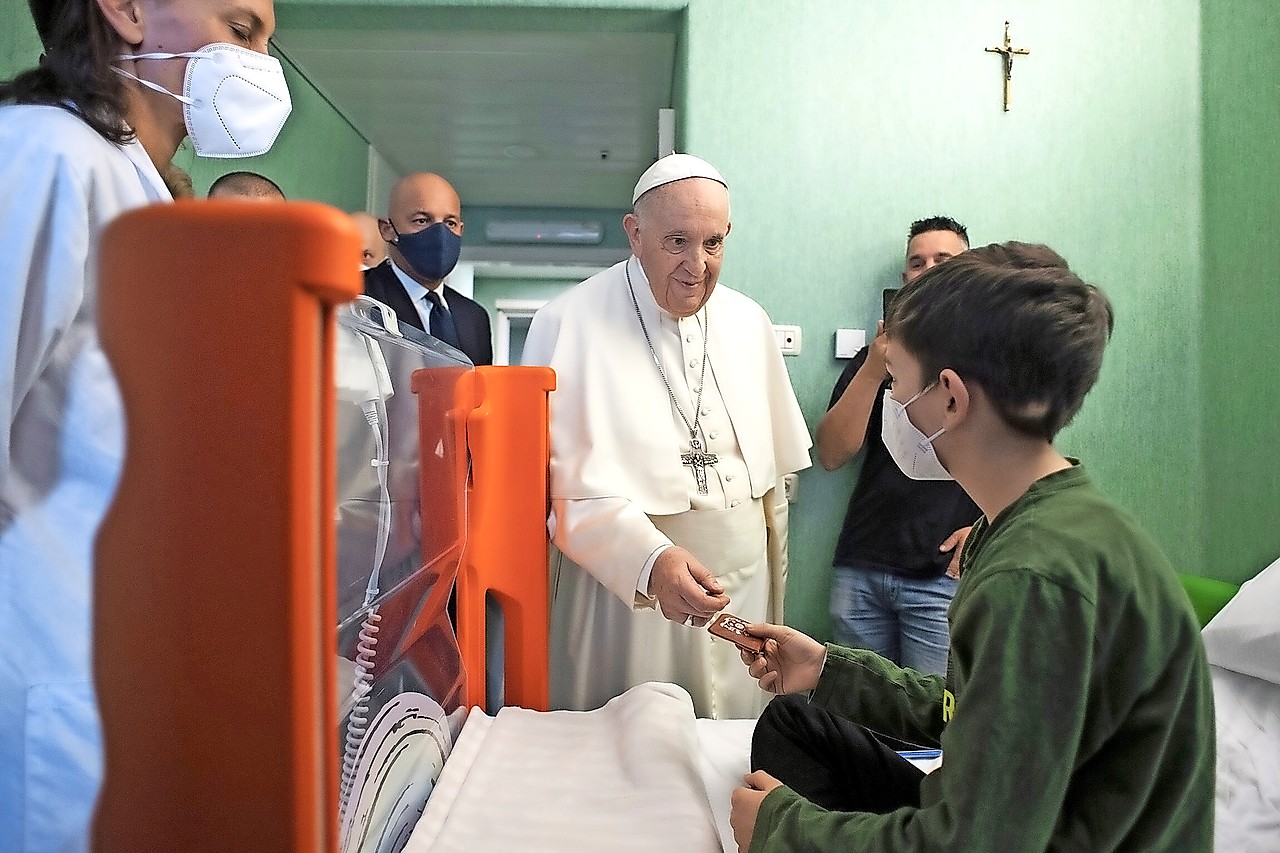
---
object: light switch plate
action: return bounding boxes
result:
[835,328,866,358]
[774,324,802,356]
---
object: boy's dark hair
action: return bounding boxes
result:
[208,171,286,200]
[0,0,132,144]
[886,241,1114,440]
[908,216,969,247]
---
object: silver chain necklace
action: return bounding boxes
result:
[626,260,719,494]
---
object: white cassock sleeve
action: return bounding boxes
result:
[551,496,674,608]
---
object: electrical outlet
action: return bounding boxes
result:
[783,473,799,504]
[774,324,802,356]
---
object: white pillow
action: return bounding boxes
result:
[1202,556,1280,685]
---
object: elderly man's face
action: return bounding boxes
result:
[623,178,731,318]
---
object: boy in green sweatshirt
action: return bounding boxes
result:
[730,242,1214,852]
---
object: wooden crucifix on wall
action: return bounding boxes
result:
[985,21,1030,112]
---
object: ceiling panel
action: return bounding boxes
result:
[275,27,676,208]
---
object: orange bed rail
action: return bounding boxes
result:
[93,200,358,852]
[91,201,554,851]
[456,365,555,712]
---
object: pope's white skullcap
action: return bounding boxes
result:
[631,153,727,204]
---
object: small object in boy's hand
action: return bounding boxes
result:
[708,612,766,655]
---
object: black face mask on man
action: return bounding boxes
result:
[391,222,461,281]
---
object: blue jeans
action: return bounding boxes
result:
[830,562,957,676]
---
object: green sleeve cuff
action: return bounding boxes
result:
[748,785,805,853]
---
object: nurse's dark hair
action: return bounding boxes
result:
[0,0,132,144]
[884,242,1114,441]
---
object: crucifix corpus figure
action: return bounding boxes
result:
[985,20,1031,112]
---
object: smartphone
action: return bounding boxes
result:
[882,288,900,320]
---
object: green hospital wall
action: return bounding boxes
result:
[0,5,42,80]
[1200,1,1280,584]
[680,0,1205,638]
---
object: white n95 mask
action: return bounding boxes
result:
[881,384,953,481]
[115,43,292,158]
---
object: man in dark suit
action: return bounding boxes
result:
[365,172,493,365]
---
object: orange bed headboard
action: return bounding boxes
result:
[91,201,553,852]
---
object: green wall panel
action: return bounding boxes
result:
[0,3,42,80]
[1201,0,1280,583]
[682,0,1204,639]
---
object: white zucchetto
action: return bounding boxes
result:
[631,153,728,204]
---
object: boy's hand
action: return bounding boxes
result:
[730,770,783,853]
[940,525,972,580]
[864,320,889,379]
[737,623,826,695]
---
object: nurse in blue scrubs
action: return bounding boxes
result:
[0,0,289,848]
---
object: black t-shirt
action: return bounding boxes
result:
[829,348,981,578]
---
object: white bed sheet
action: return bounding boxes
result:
[1212,664,1280,852]
[1203,557,1280,851]
[694,717,756,852]
[404,682,723,852]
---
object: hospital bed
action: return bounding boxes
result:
[88,204,1275,852]
[90,202,754,853]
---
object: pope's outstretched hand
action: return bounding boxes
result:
[737,623,826,696]
[648,546,730,627]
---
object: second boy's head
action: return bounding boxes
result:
[884,242,1114,446]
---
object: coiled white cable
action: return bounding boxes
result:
[338,336,394,839]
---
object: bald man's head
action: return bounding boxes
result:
[208,171,285,201]
[350,211,388,270]
[379,172,464,286]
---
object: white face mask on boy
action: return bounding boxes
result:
[881,382,953,481]
[115,43,292,158]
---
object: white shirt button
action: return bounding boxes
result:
[725,473,735,482]
[686,334,695,343]
[730,500,741,507]
[709,431,719,440]
[688,359,698,369]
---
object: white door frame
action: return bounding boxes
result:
[493,299,550,366]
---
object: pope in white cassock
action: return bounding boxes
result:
[522,154,812,719]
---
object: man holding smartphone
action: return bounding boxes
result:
[814,216,977,675]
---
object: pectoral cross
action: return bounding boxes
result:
[681,437,719,496]
[985,21,1030,112]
